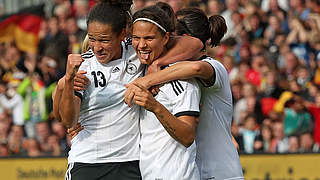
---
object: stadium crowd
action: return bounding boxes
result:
[0,0,320,157]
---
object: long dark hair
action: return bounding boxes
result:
[176,8,227,47]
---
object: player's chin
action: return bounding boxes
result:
[138,56,148,65]
[97,56,112,64]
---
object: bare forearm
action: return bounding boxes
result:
[52,86,62,121]
[156,36,203,66]
[144,61,213,88]
[153,103,195,147]
[59,77,77,128]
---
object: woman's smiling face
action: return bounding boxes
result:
[131,21,169,65]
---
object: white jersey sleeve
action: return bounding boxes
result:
[166,79,201,117]
[199,56,229,90]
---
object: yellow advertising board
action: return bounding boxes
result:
[1,154,320,179]
[240,154,320,179]
[0,157,67,180]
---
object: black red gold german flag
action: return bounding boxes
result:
[0,5,44,53]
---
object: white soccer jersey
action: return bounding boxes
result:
[196,56,244,180]
[140,78,201,180]
[68,42,144,163]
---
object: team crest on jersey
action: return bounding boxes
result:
[126,62,137,75]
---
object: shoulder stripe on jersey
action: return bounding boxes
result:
[170,80,185,96]
[82,54,94,59]
[175,81,184,92]
[81,51,93,56]
[174,81,182,94]
[175,111,200,117]
[170,81,179,96]
[74,91,83,101]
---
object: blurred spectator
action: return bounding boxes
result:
[288,135,300,153]
[284,95,313,136]
[47,134,62,156]
[289,0,310,20]
[53,2,71,32]
[35,122,51,153]
[52,121,69,155]
[254,125,273,153]
[0,143,10,157]
[23,138,43,157]
[221,0,243,39]
[0,81,24,126]
[73,0,89,31]
[304,93,320,146]
[238,114,260,153]
[258,70,284,99]
[7,125,25,156]
[17,73,52,138]
[280,52,300,81]
[0,119,10,145]
[38,16,69,72]
[246,13,265,41]
[65,16,87,54]
[299,132,320,152]
[270,121,289,153]
[234,83,263,125]
[207,0,222,15]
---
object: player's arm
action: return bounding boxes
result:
[152,36,203,68]
[146,61,214,88]
[52,71,89,121]
[52,77,65,121]
[132,83,198,148]
[59,54,83,128]
[125,61,214,106]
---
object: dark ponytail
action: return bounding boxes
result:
[208,15,227,47]
[176,8,227,48]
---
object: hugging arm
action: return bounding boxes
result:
[146,61,215,88]
[149,36,203,71]
[125,61,214,106]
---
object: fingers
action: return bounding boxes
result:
[125,91,135,107]
[67,123,83,139]
[150,85,160,96]
[124,83,143,107]
[78,70,87,74]
[74,71,89,91]
[133,82,147,92]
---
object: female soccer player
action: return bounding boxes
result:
[57,2,143,180]
[130,5,201,179]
